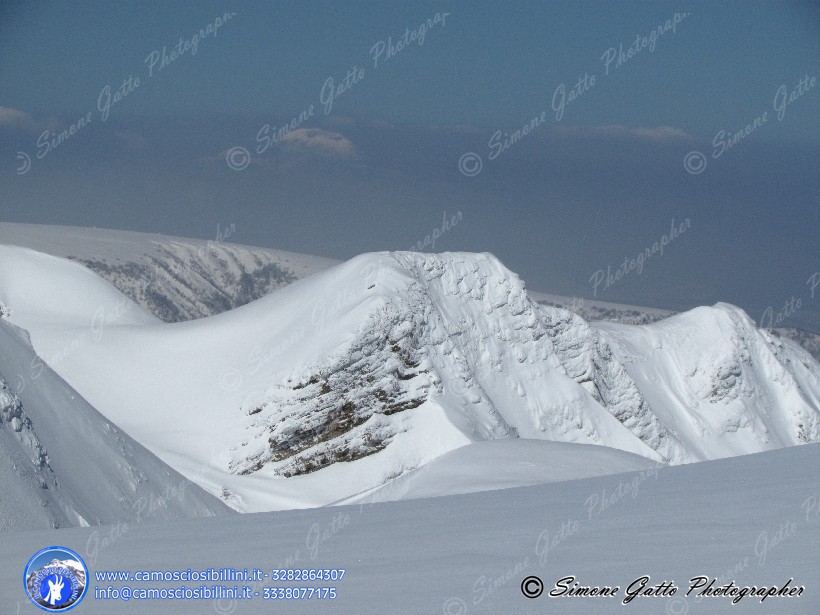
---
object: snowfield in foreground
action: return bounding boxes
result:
[2,444,817,614]
[0,244,818,516]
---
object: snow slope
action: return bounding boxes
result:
[1,245,817,513]
[333,439,656,505]
[1,443,817,614]
[0,318,233,532]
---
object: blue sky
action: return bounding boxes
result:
[1,1,819,329]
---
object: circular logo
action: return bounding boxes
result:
[521,575,544,598]
[225,146,252,171]
[16,151,32,175]
[23,546,88,611]
[683,150,707,175]
[458,152,483,177]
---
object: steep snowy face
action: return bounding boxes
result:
[539,308,689,462]
[597,303,820,461]
[230,299,436,478]
[0,320,233,532]
[0,375,46,468]
[387,253,664,453]
[0,368,67,531]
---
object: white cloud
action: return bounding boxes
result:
[0,107,58,134]
[0,106,37,131]
[278,128,357,158]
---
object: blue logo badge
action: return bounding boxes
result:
[23,546,88,611]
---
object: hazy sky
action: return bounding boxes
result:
[1,1,819,330]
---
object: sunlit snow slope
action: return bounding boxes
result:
[0,245,817,512]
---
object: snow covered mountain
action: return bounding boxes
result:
[1,243,817,513]
[0,222,338,322]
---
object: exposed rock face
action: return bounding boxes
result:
[72,243,298,323]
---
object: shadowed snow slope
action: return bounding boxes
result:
[0,319,233,532]
[0,246,817,512]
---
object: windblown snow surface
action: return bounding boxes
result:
[1,444,817,614]
[1,245,817,514]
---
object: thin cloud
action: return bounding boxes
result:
[0,106,40,132]
[114,130,149,149]
[555,124,693,140]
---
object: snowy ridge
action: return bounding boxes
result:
[538,307,686,461]
[228,252,817,489]
[0,245,818,511]
[598,303,820,460]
